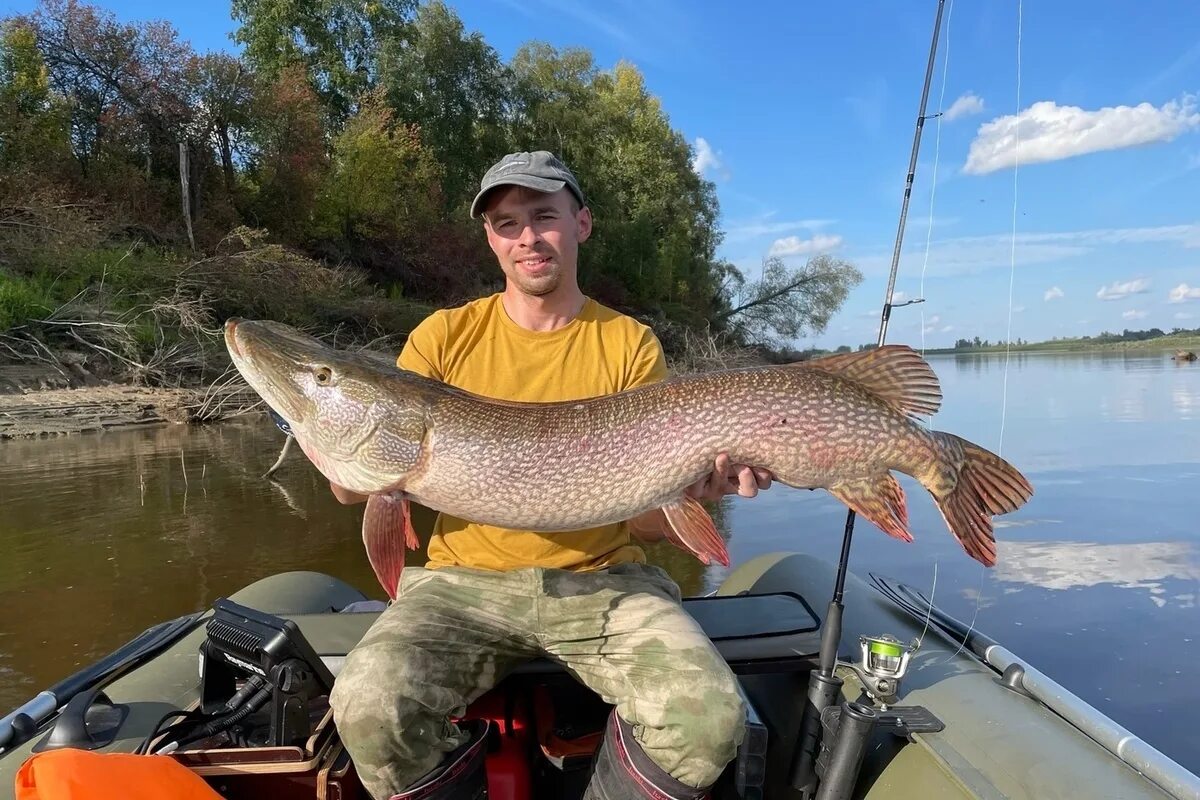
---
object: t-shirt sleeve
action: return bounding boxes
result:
[397,312,446,381]
[624,326,669,390]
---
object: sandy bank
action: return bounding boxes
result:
[0,363,256,439]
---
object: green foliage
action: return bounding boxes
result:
[1,0,862,372]
[241,63,328,240]
[311,89,443,252]
[377,0,509,210]
[0,20,71,171]
[718,255,864,348]
[0,273,55,329]
[231,0,416,123]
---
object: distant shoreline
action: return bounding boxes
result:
[921,334,1200,356]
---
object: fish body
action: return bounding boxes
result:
[224,319,1033,598]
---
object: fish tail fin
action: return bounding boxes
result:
[829,474,913,543]
[659,496,731,567]
[926,432,1033,566]
[363,494,421,601]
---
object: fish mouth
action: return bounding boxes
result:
[224,318,243,358]
[223,318,310,424]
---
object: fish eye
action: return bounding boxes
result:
[313,366,333,385]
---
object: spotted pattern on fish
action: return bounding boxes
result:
[225,319,1033,574]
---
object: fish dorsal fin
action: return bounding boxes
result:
[798,345,942,418]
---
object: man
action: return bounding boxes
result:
[328,151,773,799]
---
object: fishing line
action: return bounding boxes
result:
[944,0,1023,665]
[915,0,955,651]
[998,0,1023,461]
[919,0,955,360]
[914,560,938,649]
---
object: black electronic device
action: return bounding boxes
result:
[199,598,335,748]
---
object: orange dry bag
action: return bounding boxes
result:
[15,749,221,800]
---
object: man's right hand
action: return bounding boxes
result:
[330,481,369,505]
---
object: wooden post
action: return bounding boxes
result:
[179,141,195,252]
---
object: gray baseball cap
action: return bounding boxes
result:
[469,150,586,218]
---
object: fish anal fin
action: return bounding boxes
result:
[363,493,420,601]
[799,345,942,419]
[660,496,731,567]
[829,474,913,543]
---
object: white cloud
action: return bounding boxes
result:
[1013,305,1026,313]
[945,91,985,121]
[692,137,724,177]
[724,217,835,242]
[1044,286,1065,301]
[922,314,942,334]
[1168,282,1200,303]
[853,222,1200,277]
[907,214,959,229]
[964,95,1200,175]
[891,291,908,304]
[768,233,843,258]
[1176,311,1196,320]
[940,324,954,333]
[1122,309,1148,320]
[1097,278,1150,301]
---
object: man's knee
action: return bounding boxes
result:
[330,644,427,739]
[686,671,747,759]
[640,668,747,787]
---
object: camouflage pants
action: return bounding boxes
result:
[329,562,746,800]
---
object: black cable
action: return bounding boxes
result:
[166,687,273,751]
[137,675,270,754]
[135,709,207,755]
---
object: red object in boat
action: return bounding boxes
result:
[462,691,532,800]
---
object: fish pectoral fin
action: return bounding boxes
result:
[829,474,913,543]
[659,496,731,567]
[362,493,420,601]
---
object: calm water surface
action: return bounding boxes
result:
[1,350,1198,770]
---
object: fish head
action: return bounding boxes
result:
[225,318,431,493]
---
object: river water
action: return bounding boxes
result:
[1,350,1198,771]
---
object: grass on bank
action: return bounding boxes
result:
[0,228,440,388]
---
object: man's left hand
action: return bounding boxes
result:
[686,452,773,502]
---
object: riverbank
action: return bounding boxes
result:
[0,361,258,439]
[924,334,1200,356]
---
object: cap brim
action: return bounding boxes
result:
[470,176,569,218]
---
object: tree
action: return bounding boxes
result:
[716,255,863,347]
[191,52,253,197]
[377,0,508,211]
[242,64,327,240]
[311,89,444,268]
[0,20,71,172]
[231,0,416,124]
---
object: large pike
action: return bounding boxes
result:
[225,319,1032,599]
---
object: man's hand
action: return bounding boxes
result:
[628,453,772,543]
[686,452,773,502]
[330,481,368,505]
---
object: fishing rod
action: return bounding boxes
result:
[791,0,947,793]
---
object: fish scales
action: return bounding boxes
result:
[223,318,1033,598]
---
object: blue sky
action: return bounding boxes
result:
[4,0,1198,349]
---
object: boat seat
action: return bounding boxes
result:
[304,592,822,678]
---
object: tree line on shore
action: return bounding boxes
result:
[0,0,860,385]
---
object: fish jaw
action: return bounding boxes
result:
[224,318,431,494]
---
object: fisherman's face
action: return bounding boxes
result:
[482,186,591,298]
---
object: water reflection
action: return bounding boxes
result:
[994,540,1200,607]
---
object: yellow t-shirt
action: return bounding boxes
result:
[397,293,669,572]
